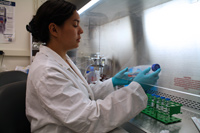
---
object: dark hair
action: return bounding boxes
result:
[26,0,77,43]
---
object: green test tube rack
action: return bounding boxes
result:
[142,93,182,124]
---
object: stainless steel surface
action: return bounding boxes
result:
[78,0,200,97]
[79,0,172,26]
[121,122,149,133]
[76,1,200,132]
[122,106,200,133]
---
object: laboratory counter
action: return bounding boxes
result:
[121,106,200,133]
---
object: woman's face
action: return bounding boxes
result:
[57,11,83,51]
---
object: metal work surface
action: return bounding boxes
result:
[122,106,200,133]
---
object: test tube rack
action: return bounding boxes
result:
[142,94,182,124]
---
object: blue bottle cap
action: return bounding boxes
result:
[86,71,90,73]
[156,95,160,98]
[151,94,156,96]
[151,64,160,71]
[161,96,165,99]
[165,98,171,101]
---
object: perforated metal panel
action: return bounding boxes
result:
[146,88,200,111]
[157,92,200,110]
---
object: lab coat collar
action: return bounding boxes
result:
[39,45,71,70]
[39,46,82,81]
[39,45,95,99]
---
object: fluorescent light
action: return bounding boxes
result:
[78,0,99,15]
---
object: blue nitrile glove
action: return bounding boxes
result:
[112,67,133,87]
[133,67,161,90]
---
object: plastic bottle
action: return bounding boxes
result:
[128,63,160,78]
[85,70,90,83]
[127,64,160,93]
[85,66,97,84]
[95,70,101,81]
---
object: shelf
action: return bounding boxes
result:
[2,50,30,57]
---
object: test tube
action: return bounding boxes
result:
[151,94,156,114]
[156,95,161,111]
[163,98,169,112]
[166,98,171,114]
[163,98,171,120]
[147,94,152,107]
[160,96,165,112]
[151,94,156,108]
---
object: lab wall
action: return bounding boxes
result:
[78,0,200,96]
[0,0,34,70]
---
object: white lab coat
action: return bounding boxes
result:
[26,45,147,133]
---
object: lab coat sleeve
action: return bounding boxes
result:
[36,67,147,133]
[89,78,115,100]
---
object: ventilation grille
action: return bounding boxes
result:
[146,89,200,111]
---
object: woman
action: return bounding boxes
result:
[26,0,161,132]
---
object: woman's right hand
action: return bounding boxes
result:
[133,67,161,90]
